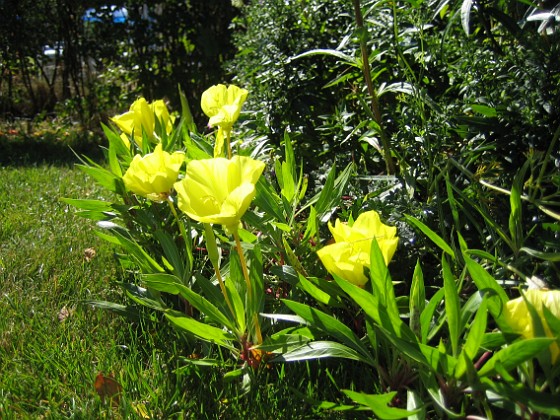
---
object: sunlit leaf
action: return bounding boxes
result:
[478,337,555,377]
[342,390,421,419]
[274,341,371,364]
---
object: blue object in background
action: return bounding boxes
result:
[83,5,128,24]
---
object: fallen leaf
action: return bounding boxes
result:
[57,305,73,322]
[84,248,97,262]
[94,372,122,405]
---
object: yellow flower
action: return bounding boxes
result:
[151,99,175,135]
[123,143,184,201]
[201,84,248,131]
[317,211,398,286]
[503,289,560,364]
[174,156,265,231]
[111,97,175,147]
[201,84,248,157]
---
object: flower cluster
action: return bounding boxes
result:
[111,97,175,148]
[116,85,261,231]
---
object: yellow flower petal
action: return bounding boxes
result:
[504,289,560,364]
[174,155,265,231]
[317,242,370,286]
[111,97,175,145]
[201,84,248,130]
[151,99,176,134]
[122,143,184,201]
[318,210,398,285]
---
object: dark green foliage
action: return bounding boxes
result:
[229,0,356,164]
[125,0,240,125]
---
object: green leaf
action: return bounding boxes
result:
[274,341,371,364]
[483,378,560,416]
[370,238,413,339]
[463,256,508,323]
[461,0,474,35]
[281,300,373,364]
[141,273,182,294]
[478,337,555,377]
[95,229,164,274]
[303,163,354,221]
[102,122,130,157]
[409,260,426,340]
[543,304,560,337]
[281,161,295,202]
[76,163,122,194]
[165,310,236,350]
[442,255,461,357]
[85,300,141,320]
[291,49,359,67]
[455,297,487,378]
[296,274,332,305]
[225,274,246,334]
[302,205,318,242]
[61,198,116,221]
[406,389,426,420]
[153,229,185,279]
[420,288,445,344]
[280,131,297,202]
[194,274,231,315]
[520,247,560,262]
[404,215,455,258]
[122,283,166,311]
[61,198,113,212]
[178,85,195,132]
[342,390,421,419]
[469,104,497,117]
[509,166,526,253]
[417,340,458,374]
[282,235,308,277]
[173,283,238,334]
[255,177,286,222]
[255,332,312,354]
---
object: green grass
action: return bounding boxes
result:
[0,164,369,419]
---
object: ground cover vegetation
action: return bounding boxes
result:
[1,0,560,418]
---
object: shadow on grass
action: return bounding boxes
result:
[0,130,105,166]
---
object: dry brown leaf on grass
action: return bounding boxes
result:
[84,247,96,262]
[57,305,74,322]
[94,372,122,406]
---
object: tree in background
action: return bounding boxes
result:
[0,0,239,129]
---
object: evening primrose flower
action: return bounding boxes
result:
[174,156,265,232]
[503,289,560,364]
[201,84,248,157]
[123,143,184,201]
[201,84,248,131]
[317,210,398,286]
[111,97,175,147]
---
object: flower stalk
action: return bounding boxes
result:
[234,230,263,345]
[203,223,236,319]
[352,0,395,175]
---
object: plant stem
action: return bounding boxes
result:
[233,230,263,344]
[203,223,236,318]
[533,124,560,201]
[167,196,192,282]
[352,0,395,175]
[226,130,232,159]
